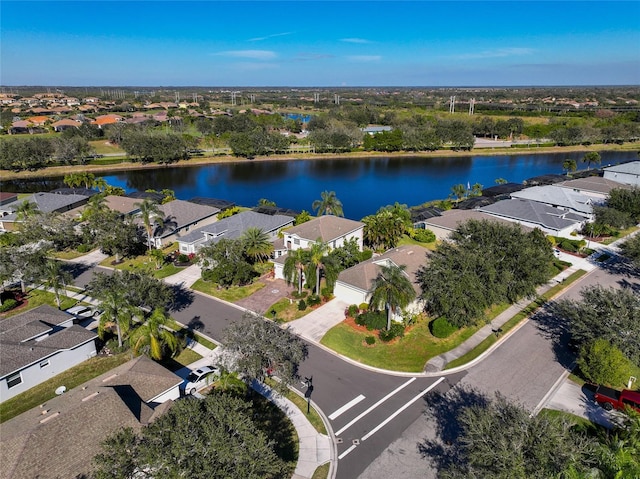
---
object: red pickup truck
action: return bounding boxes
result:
[594,385,640,413]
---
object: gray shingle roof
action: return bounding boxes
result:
[603,160,640,175]
[510,185,593,215]
[285,216,364,243]
[479,198,584,232]
[152,199,220,238]
[422,209,532,233]
[22,192,89,214]
[178,211,294,245]
[555,176,633,196]
[0,356,181,479]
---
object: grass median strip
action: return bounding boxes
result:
[444,270,587,370]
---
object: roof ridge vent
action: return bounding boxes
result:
[82,391,100,402]
[39,412,60,423]
[102,374,118,382]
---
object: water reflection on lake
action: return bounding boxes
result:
[2,150,636,220]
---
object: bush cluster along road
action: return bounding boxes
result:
[67,239,638,479]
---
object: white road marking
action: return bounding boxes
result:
[334,377,417,436]
[329,394,366,420]
[361,377,446,441]
[338,444,357,460]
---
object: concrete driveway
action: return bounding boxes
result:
[544,379,614,428]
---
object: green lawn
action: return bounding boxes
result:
[1,289,77,317]
[267,297,320,323]
[53,249,90,260]
[321,318,482,372]
[158,348,203,372]
[99,247,189,279]
[191,278,265,302]
[0,354,131,423]
[265,378,327,435]
[312,464,330,479]
[397,234,438,250]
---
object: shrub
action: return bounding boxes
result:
[576,339,633,387]
[321,286,333,300]
[354,314,366,326]
[364,336,376,345]
[307,295,321,307]
[347,304,360,317]
[359,250,373,262]
[430,317,458,338]
[177,253,189,263]
[0,298,18,313]
[77,243,91,253]
[359,303,369,311]
[291,290,308,299]
[413,228,436,243]
[358,310,387,331]
[297,299,307,311]
[379,323,405,342]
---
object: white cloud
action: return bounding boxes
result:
[454,48,534,60]
[347,55,382,62]
[214,50,277,60]
[341,38,371,44]
[248,32,293,42]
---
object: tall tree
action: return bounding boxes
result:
[283,247,307,295]
[129,308,179,360]
[96,288,136,348]
[14,200,39,221]
[450,184,466,204]
[583,151,601,170]
[43,259,72,309]
[368,263,416,330]
[619,233,640,269]
[135,198,164,250]
[241,227,273,263]
[562,158,577,176]
[312,190,344,217]
[305,240,330,296]
[221,312,308,393]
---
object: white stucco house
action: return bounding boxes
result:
[602,161,640,187]
[273,216,365,280]
[333,244,429,316]
[0,305,97,403]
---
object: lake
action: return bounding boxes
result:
[2,150,636,220]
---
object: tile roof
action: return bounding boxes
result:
[337,245,429,295]
[284,216,364,243]
[0,356,180,479]
[555,176,633,196]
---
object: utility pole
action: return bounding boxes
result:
[449,95,455,114]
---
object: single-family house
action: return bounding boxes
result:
[479,198,586,238]
[51,118,82,132]
[602,161,640,187]
[333,244,429,313]
[177,211,294,255]
[0,305,97,403]
[147,199,220,248]
[420,209,532,241]
[0,192,90,232]
[103,195,142,217]
[0,355,182,479]
[510,185,593,219]
[555,176,634,202]
[273,216,365,280]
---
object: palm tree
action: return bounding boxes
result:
[495,178,508,185]
[129,308,179,360]
[312,190,344,217]
[450,184,466,204]
[97,289,135,348]
[63,173,83,188]
[283,248,307,294]
[93,177,108,192]
[305,240,330,296]
[563,159,577,176]
[242,227,273,263]
[583,151,601,171]
[148,248,165,269]
[212,368,247,396]
[81,193,108,221]
[368,263,416,331]
[43,259,72,309]
[15,200,39,220]
[135,198,164,251]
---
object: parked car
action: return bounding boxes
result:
[594,385,640,413]
[181,366,219,395]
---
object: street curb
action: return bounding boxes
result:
[532,363,575,417]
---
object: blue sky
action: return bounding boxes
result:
[2,1,639,86]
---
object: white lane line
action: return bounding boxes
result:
[338,444,357,460]
[361,377,445,441]
[329,394,366,420]
[334,377,416,436]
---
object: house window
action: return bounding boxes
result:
[294,239,300,245]
[40,360,50,369]
[7,372,22,389]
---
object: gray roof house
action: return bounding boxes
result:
[420,209,532,241]
[602,161,640,186]
[510,185,593,218]
[479,198,586,238]
[555,176,634,201]
[0,192,90,232]
[147,199,220,248]
[177,210,294,255]
[0,305,97,403]
[334,244,429,311]
[0,355,182,479]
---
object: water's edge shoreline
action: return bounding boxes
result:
[1,143,637,181]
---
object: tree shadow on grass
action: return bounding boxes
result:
[168,284,195,312]
[418,384,490,473]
